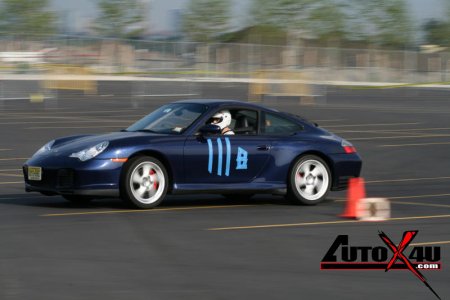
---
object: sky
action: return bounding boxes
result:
[51,0,447,34]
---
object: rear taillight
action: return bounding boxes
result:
[342,140,357,154]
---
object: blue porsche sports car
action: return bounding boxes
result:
[23,100,362,208]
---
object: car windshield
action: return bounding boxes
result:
[126,103,208,134]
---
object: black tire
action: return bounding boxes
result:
[222,194,254,201]
[287,155,331,205]
[62,195,93,204]
[120,156,168,209]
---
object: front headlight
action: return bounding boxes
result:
[70,141,109,162]
[33,140,55,156]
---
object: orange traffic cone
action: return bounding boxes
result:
[341,177,366,219]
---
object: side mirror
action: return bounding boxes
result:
[199,124,221,135]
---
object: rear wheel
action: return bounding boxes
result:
[120,156,168,209]
[287,155,331,205]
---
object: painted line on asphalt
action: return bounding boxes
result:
[334,195,450,208]
[335,127,450,133]
[0,195,46,200]
[27,125,123,129]
[366,176,450,184]
[0,157,28,161]
[388,193,450,200]
[135,93,199,97]
[0,115,141,122]
[0,181,22,185]
[343,130,429,137]
[390,201,450,209]
[324,122,420,128]
[289,103,450,114]
[335,193,450,201]
[40,204,259,217]
[379,141,450,147]
[350,133,450,141]
[0,115,104,120]
[0,173,23,177]
[409,240,450,247]
[208,214,450,231]
[0,169,22,172]
[313,119,347,122]
[0,120,133,125]
[0,109,139,116]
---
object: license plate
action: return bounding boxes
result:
[28,166,42,181]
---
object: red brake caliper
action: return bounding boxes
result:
[150,169,158,190]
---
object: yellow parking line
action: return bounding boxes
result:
[325,122,420,128]
[335,193,450,201]
[41,204,258,217]
[1,109,138,116]
[335,127,450,133]
[0,173,23,177]
[409,241,450,247]
[389,193,450,199]
[390,201,450,209]
[208,214,450,231]
[350,133,450,141]
[0,169,22,172]
[347,131,428,136]
[314,119,346,122]
[0,157,28,161]
[0,120,132,125]
[0,181,22,185]
[379,142,450,147]
[334,194,450,202]
[0,195,45,200]
[27,125,123,130]
[366,176,450,184]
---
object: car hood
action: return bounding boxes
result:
[48,132,162,155]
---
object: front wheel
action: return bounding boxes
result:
[287,155,331,205]
[120,156,168,209]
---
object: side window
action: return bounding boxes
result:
[231,109,258,135]
[261,112,303,135]
[205,108,258,135]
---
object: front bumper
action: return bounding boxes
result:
[23,155,123,197]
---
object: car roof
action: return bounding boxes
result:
[174,99,278,111]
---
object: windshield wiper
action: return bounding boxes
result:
[135,129,157,133]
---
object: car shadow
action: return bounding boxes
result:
[0,193,296,210]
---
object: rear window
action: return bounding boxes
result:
[261,112,303,135]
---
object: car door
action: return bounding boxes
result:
[183,108,272,184]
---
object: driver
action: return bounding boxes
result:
[210,110,234,135]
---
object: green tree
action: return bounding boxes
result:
[183,0,231,42]
[423,20,450,46]
[0,0,56,37]
[249,0,347,42]
[250,0,314,31]
[352,0,412,48]
[307,0,348,41]
[93,0,146,39]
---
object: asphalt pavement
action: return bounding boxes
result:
[0,82,449,300]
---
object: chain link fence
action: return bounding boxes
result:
[0,35,449,83]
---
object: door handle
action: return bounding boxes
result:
[257,145,271,151]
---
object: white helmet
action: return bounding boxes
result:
[210,110,232,130]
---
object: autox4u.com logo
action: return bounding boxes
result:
[321,231,442,299]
